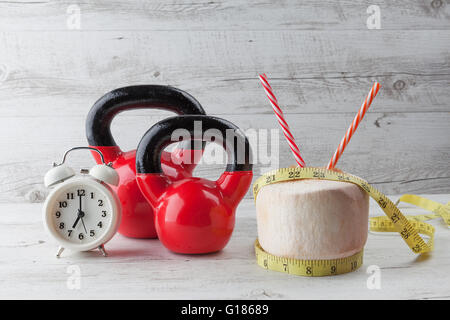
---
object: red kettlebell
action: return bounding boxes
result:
[86,85,206,238]
[135,115,253,254]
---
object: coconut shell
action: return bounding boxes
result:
[256,177,369,260]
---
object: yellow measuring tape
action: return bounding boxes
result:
[255,240,364,277]
[253,167,449,277]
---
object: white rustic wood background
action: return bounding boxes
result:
[0,0,449,301]
[0,1,449,202]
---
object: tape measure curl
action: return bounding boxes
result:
[253,168,447,276]
[369,194,449,248]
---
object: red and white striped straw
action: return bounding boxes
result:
[327,82,381,169]
[259,73,305,167]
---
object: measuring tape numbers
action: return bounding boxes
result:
[255,239,364,277]
[252,167,447,276]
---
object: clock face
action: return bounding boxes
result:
[48,181,114,246]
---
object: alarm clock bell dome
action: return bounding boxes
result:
[89,164,119,186]
[44,164,75,187]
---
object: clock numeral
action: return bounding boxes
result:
[59,222,65,229]
[102,210,107,217]
[97,221,103,228]
[66,193,74,200]
[78,233,84,240]
[59,201,68,208]
[68,230,72,237]
[55,211,61,218]
[77,189,85,197]
[90,192,94,199]
[98,199,103,207]
[90,230,95,237]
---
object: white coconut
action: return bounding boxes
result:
[256,178,369,260]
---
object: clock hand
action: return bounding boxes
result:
[73,193,87,232]
[72,213,81,229]
[80,216,88,234]
[72,209,85,230]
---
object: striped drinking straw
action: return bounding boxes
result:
[327,82,381,169]
[259,73,305,167]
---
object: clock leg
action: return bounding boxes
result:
[98,245,107,257]
[56,246,65,258]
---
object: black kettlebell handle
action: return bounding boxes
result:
[136,115,253,174]
[86,85,206,147]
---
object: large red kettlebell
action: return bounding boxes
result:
[135,115,253,254]
[86,85,206,238]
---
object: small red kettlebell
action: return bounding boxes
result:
[86,85,206,238]
[135,115,253,254]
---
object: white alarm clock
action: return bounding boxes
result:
[42,147,121,257]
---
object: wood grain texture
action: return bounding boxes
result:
[0,196,449,299]
[0,2,448,202]
[0,30,449,116]
[0,0,448,301]
[0,0,449,31]
[1,112,448,203]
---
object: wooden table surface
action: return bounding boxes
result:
[0,1,448,301]
[0,194,448,300]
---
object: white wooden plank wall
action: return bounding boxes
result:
[0,1,449,204]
